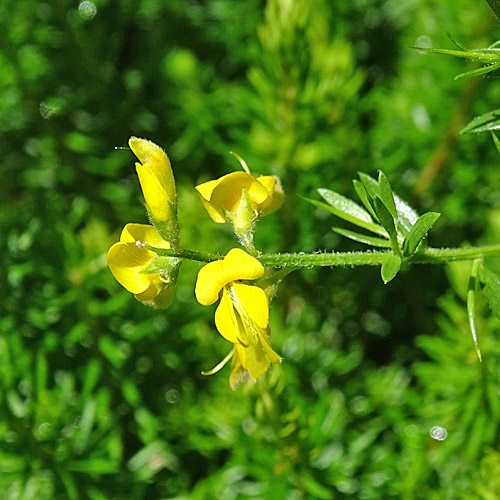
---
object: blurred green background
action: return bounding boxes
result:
[2,0,500,498]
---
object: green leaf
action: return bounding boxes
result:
[373,197,396,236]
[402,212,441,256]
[305,196,386,236]
[302,472,333,500]
[461,108,500,134]
[413,46,500,63]
[378,171,397,218]
[81,358,101,402]
[393,193,419,235]
[447,32,468,50]
[358,172,379,198]
[333,228,391,248]
[122,379,141,407]
[73,398,96,453]
[353,179,377,220]
[455,61,500,80]
[128,441,179,480]
[59,469,79,500]
[467,259,482,362]
[358,172,419,235]
[491,131,500,156]
[479,265,500,319]
[381,254,401,284]
[317,188,373,223]
[374,197,401,256]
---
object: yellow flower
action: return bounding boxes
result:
[195,171,283,224]
[195,248,281,388]
[107,223,175,307]
[129,137,176,225]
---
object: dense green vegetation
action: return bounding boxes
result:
[2,0,500,498]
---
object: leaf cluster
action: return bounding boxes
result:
[308,171,440,283]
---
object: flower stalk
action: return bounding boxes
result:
[149,244,500,267]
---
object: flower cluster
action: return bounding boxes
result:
[108,137,283,388]
[107,138,180,308]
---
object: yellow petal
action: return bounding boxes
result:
[257,328,282,365]
[107,241,155,294]
[129,137,176,201]
[257,176,284,215]
[195,176,232,223]
[134,275,163,302]
[231,283,269,329]
[243,343,272,381]
[136,281,174,308]
[135,163,169,222]
[195,178,224,203]
[198,193,227,223]
[196,172,269,222]
[195,249,264,306]
[212,172,269,212]
[214,288,241,343]
[244,331,281,381]
[229,346,249,389]
[120,223,170,249]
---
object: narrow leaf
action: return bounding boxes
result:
[381,254,401,284]
[374,197,396,236]
[333,228,391,248]
[358,172,419,234]
[358,172,379,197]
[394,193,419,235]
[460,108,500,134]
[455,61,500,80]
[447,32,468,51]
[467,259,482,362]
[353,179,377,220]
[402,212,441,256]
[374,197,400,255]
[491,131,500,156]
[317,188,373,223]
[413,46,500,63]
[378,171,397,218]
[479,265,500,319]
[305,197,387,236]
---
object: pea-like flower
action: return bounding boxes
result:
[195,248,281,388]
[107,223,176,308]
[129,137,178,239]
[196,171,283,224]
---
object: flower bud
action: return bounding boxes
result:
[129,137,179,244]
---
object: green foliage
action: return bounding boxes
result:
[309,171,442,282]
[403,212,441,257]
[2,0,500,498]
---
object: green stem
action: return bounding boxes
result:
[150,244,500,267]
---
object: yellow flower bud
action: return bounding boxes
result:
[129,137,176,225]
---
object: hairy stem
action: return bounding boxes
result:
[150,244,500,267]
